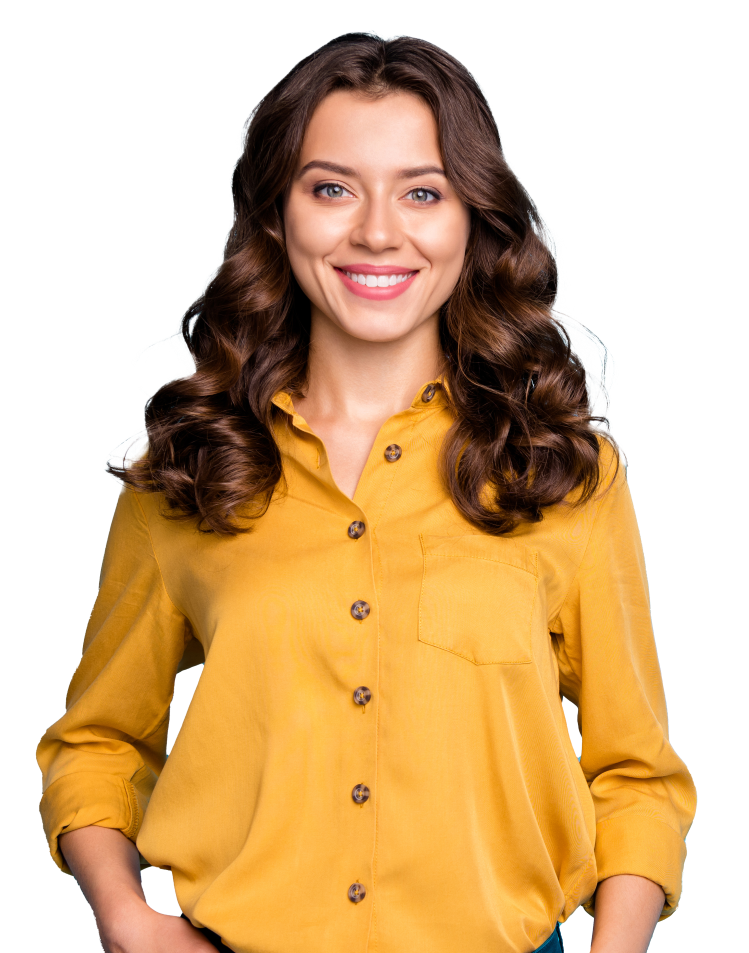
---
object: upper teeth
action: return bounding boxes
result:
[344,271,414,287]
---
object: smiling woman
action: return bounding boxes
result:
[286,92,469,336]
[102,35,605,536]
[283,87,474,495]
[37,32,695,953]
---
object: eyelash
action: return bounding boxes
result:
[312,182,442,203]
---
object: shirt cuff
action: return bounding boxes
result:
[40,772,146,873]
[582,813,688,920]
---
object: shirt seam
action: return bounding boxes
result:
[369,610,381,952]
[595,810,683,839]
[122,778,142,840]
[563,851,597,910]
[549,487,612,631]
[422,552,538,574]
[131,491,184,619]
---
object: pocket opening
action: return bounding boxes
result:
[418,534,539,665]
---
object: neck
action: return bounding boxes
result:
[296,307,443,425]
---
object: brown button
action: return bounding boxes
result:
[348,882,366,903]
[348,521,365,539]
[422,383,436,402]
[352,784,371,804]
[353,686,371,706]
[351,600,370,620]
[384,444,402,462]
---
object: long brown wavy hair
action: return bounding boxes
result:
[111,33,615,535]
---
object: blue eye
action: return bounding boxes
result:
[314,183,351,199]
[312,182,442,205]
[408,188,438,203]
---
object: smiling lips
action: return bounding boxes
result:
[335,264,418,300]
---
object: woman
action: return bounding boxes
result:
[37,33,696,953]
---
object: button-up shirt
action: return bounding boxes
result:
[37,382,696,953]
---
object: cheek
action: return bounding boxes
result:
[284,201,348,310]
[432,236,466,284]
[284,206,316,278]
[422,208,471,277]
[285,201,344,274]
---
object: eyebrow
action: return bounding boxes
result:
[296,160,446,180]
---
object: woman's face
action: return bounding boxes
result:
[284,90,471,344]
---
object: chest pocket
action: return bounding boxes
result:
[418,534,538,665]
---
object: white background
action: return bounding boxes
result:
[3,27,749,465]
[10,27,749,953]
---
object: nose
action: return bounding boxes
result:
[349,193,402,254]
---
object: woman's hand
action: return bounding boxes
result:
[97,896,216,952]
[59,827,216,952]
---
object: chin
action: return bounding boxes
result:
[337,313,422,344]
[333,309,422,343]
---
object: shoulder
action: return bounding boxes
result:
[562,435,625,512]
[596,435,626,493]
[109,485,164,533]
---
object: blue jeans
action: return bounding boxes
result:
[181,915,564,952]
[537,923,565,952]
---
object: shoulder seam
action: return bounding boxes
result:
[550,481,616,630]
[130,491,184,619]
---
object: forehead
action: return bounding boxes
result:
[298,90,442,171]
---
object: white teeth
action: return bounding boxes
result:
[343,270,414,286]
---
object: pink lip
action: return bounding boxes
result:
[335,264,418,300]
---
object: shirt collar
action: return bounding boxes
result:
[271,377,449,420]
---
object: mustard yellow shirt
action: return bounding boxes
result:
[37,382,696,953]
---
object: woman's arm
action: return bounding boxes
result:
[553,457,696,921]
[37,490,192,872]
[60,826,214,953]
[590,874,665,953]
[59,827,145,922]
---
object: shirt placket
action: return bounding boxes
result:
[278,410,379,942]
[344,382,442,948]
[276,384,442,949]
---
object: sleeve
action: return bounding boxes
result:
[552,464,697,920]
[36,489,195,873]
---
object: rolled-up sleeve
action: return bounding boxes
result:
[552,466,697,919]
[37,489,193,872]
